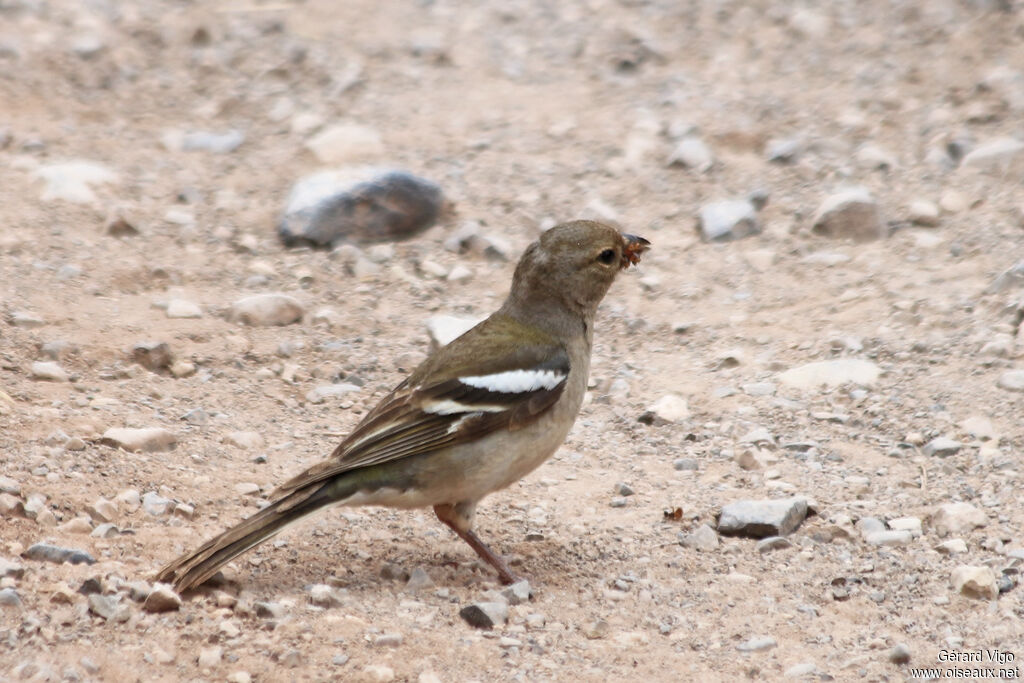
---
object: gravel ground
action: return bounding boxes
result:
[2,1,1024,681]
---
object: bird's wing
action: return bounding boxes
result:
[272,315,569,501]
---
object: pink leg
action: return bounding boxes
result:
[434,503,520,585]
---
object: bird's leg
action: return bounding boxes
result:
[433,503,520,585]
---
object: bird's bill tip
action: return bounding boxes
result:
[621,233,651,268]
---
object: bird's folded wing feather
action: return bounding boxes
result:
[272,315,569,501]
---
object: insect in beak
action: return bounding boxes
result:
[621,234,651,268]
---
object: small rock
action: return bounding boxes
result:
[228,293,304,326]
[0,558,25,578]
[142,492,174,516]
[305,124,383,164]
[425,315,482,349]
[10,311,45,328]
[181,130,245,154]
[143,584,182,613]
[33,161,118,204]
[501,580,532,605]
[165,299,203,319]
[951,566,998,600]
[638,394,690,425]
[960,138,1024,170]
[935,539,968,554]
[734,448,765,471]
[305,383,362,404]
[887,517,922,535]
[31,361,69,382]
[406,567,434,592]
[889,644,912,664]
[811,187,886,241]
[923,437,962,458]
[170,361,196,378]
[172,504,194,520]
[996,370,1024,393]
[765,137,801,163]
[87,593,118,620]
[609,496,628,508]
[613,482,635,497]
[0,587,22,608]
[737,636,777,652]
[583,620,610,639]
[864,530,914,547]
[459,601,508,629]
[784,662,817,678]
[0,494,26,517]
[373,633,403,647]
[132,342,173,372]
[235,482,261,496]
[0,476,23,495]
[105,215,139,237]
[777,359,880,390]
[309,584,344,607]
[673,458,699,471]
[117,489,141,512]
[58,517,93,534]
[225,431,264,450]
[91,523,121,539]
[362,665,396,683]
[679,524,719,552]
[855,143,897,170]
[697,199,760,242]
[960,415,997,441]
[279,168,443,248]
[931,502,986,536]
[102,427,177,452]
[717,498,809,538]
[254,601,286,619]
[197,647,223,668]
[23,544,95,565]
[756,536,793,553]
[667,136,713,172]
[908,200,940,226]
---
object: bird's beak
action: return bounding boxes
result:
[621,234,651,268]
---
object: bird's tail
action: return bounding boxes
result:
[154,484,336,593]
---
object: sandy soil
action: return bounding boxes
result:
[2,1,1024,681]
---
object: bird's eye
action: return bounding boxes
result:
[597,249,617,265]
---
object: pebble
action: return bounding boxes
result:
[960,137,1024,170]
[501,579,532,605]
[59,517,93,534]
[667,136,713,172]
[0,476,21,495]
[305,383,362,404]
[165,299,203,319]
[0,558,25,578]
[279,168,442,248]
[717,497,809,538]
[922,437,962,458]
[143,584,182,613]
[960,415,997,441]
[908,200,940,226]
[951,566,998,600]
[784,662,817,677]
[132,342,173,372]
[142,491,174,516]
[181,130,245,154]
[10,311,45,328]
[305,124,384,164]
[855,143,897,170]
[811,187,886,241]
[23,543,95,565]
[679,524,720,551]
[426,315,481,348]
[255,601,286,619]
[638,394,690,425]
[87,593,121,620]
[235,482,260,496]
[697,199,760,242]
[459,601,508,629]
[737,636,777,652]
[225,431,265,450]
[361,665,396,683]
[406,567,434,592]
[33,161,118,203]
[613,482,635,496]
[309,583,344,607]
[102,427,177,453]
[673,458,699,471]
[373,633,403,647]
[756,536,793,553]
[777,359,880,390]
[996,370,1024,392]
[0,587,21,607]
[889,644,912,664]
[765,137,801,163]
[887,517,922,535]
[583,620,610,639]
[31,361,69,382]
[931,502,986,536]
[935,539,968,554]
[197,647,223,668]
[864,530,914,547]
[228,293,304,326]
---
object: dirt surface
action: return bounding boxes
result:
[2,1,1024,681]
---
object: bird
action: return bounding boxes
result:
[155,220,650,591]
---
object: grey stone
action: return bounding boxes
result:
[459,601,508,629]
[279,168,443,248]
[765,138,800,163]
[10,311,45,328]
[614,482,635,496]
[961,138,1024,170]
[87,593,119,619]
[0,476,21,496]
[889,644,912,664]
[931,502,986,536]
[997,370,1024,392]
[908,200,940,226]
[142,492,174,516]
[501,580,532,605]
[90,523,121,539]
[756,536,793,553]
[864,530,913,547]
[0,558,25,578]
[718,498,809,538]
[737,636,777,652]
[31,361,69,382]
[309,583,344,607]
[667,136,713,172]
[33,161,118,204]
[923,437,962,458]
[181,130,245,154]
[305,383,361,404]
[679,524,720,551]
[0,588,22,607]
[698,199,760,242]
[23,543,95,565]
[228,293,304,326]
[811,187,886,241]
[372,633,403,647]
[405,567,434,592]
[638,394,690,425]
[777,359,880,390]
[987,260,1024,294]
[254,601,286,619]
[673,458,699,471]
[166,299,202,319]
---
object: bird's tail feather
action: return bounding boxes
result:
[154,485,336,593]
